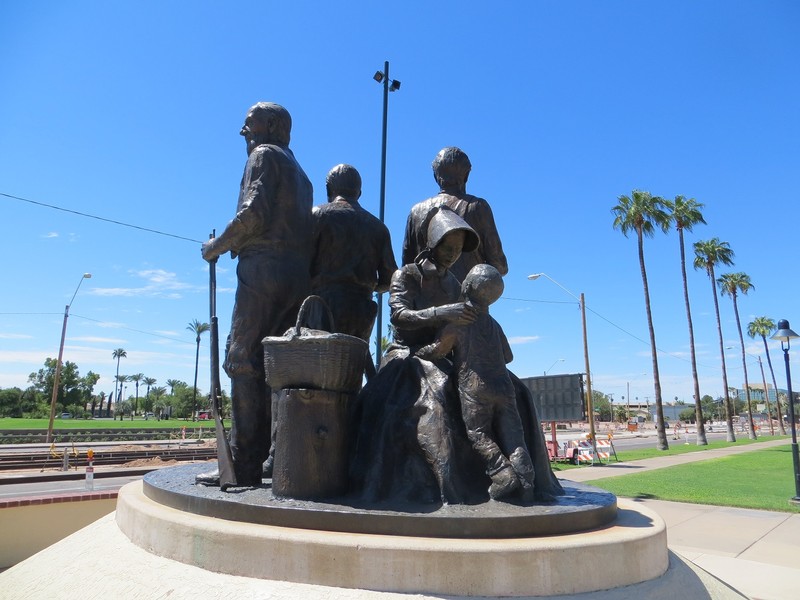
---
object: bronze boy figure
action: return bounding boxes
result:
[417,264,535,501]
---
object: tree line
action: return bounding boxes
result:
[612,191,790,451]
[0,319,227,420]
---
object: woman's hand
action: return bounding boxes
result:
[435,302,478,325]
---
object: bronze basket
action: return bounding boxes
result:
[262,295,369,393]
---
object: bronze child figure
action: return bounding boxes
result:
[417,264,536,501]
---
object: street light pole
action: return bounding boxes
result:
[627,381,631,422]
[46,273,92,444]
[372,61,401,371]
[528,273,597,459]
[772,319,800,504]
[754,354,775,435]
[579,292,597,453]
[544,358,564,375]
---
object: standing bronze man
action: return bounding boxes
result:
[310,164,397,342]
[402,147,507,282]
[199,102,313,486]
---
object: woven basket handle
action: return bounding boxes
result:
[295,295,336,335]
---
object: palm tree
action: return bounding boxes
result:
[747,317,786,435]
[112,348,127,419]
[666,195,707,445]
[612,190,671,450]
[144,376,157,399]
[151,386,167,419]
[142,376,157,413]
[129,373,144,416]
[115,374,130,420]
[187,319,210,421]
[166,378,181,396]
[694,239,736,441]
[718,272,757,439]
[96,391,106,418]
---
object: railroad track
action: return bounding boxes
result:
[0,446,217,472]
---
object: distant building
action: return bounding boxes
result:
[732,383,780,403]
[619,402,650,421]
[730,384,800,417]
[649,404,685,424]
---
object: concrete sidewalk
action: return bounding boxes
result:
[559,438,800,600]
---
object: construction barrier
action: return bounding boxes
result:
[569,438,619,465]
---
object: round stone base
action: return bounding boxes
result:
[117,480,669,597]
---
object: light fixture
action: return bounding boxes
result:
[772,319,800,504]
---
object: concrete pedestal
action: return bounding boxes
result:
[117,480,669,597]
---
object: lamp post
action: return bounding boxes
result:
[627,382,631,421]
[46,273,92,444]
[372,61,401,371]
[756,355,775,435]
[742,350,775,436]
[771,319,800,504]
[544,358,564,375]
[528,273,597,458]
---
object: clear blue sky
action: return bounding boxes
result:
[2,1,798,408]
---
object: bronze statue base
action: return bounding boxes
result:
[143,462,616,538]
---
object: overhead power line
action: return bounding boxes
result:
[2,191,204,244]
[0,313,196,346]
[71,314,196,346]
[506,295,717,370]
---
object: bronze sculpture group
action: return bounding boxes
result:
[200,102,563,505]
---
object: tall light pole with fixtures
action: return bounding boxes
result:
[46,273,92,444]
[528,273,597,458]
[772,319,800,504]
[372,61,401,370]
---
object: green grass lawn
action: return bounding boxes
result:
[584,445,800,513]
[0,417,216,430]
[550,435,788,472]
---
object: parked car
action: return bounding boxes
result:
[59,412,72,419]
[144,412,155,419]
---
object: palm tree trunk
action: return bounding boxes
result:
[709,269,736,442]
[192,336,200,421]
[732,295,757,439]
[114,357,121,420]
[762,335,787,435]
[679,229,707,444]
[637,227,668,450]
